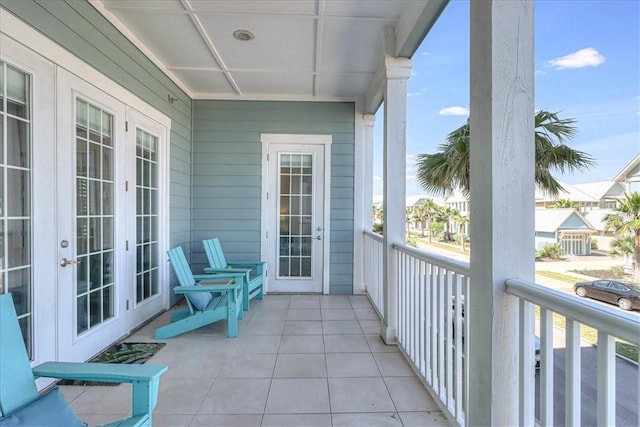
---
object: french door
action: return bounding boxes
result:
[56,70,168,361]
[126,109,166,328]
[56,69,128,362]
[262,135,331,293]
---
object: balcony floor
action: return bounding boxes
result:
[60,294,450,426]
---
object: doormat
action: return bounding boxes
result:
[58,342,166,386]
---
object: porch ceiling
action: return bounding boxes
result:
[92,0,447,103]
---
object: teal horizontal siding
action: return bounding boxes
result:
[192,100,355,293]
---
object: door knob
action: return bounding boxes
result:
[60,258,78,267]
[315,236,322,240]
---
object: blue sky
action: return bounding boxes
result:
[372,0,640,201]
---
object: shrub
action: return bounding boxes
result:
[536,243,563,259]
[373,223,383,234]
[406,238,418,248]
[609,265,625,277]
[590,239,598,250]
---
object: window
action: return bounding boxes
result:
[0,61,32,355]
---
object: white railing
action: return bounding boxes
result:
[364,232,639,427]
[394,243,470,426]
[506,278,640,427]
[363,231,384,317]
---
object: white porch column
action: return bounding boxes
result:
[353,112,376,295]
[381,56,412,344]
[362,114,376,232]
[468,1,535,426]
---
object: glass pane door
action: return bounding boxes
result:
[135,128,158,303]
[0,61,32,354]
[278,154,313,278]
[75,99,114,334]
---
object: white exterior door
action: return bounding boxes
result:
[262,134,331,293]
[126,109,169,329]
[0,35,57,367]
[56,69,128,362]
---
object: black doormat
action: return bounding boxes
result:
[58,342,165,386]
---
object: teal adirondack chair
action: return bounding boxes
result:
[0,293,167,427]
[155,246,245,339]
[202,238,265,311]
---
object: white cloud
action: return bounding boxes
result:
[535,69,546,76]
[438,106,469,116]
[547,47,605,70]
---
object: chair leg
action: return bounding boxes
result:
[242,282,250,311]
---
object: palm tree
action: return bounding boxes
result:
[609,235,635,259]
[603,192,640,281]
[453,212,470,250]
[419,198,440,241]
[438,206,458,241]
[415,110,594,197]
[412,204,428,237]
[554,199,573,208]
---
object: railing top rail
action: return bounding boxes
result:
[392,242,471,276]
[363,230,384,242]
[506,277,640,344]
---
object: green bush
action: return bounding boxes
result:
[372,223,383,234]
[609,265,625,277]
[536,243,563,259]
[590,239,598,250]
[406,238,418,248]
[430,222,444,239]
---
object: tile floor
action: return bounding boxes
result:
[61,294,451,427]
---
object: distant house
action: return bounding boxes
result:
[613,153,640,194]
[535,209,596,256]
[534,180,623,212]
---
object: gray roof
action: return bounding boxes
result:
[583,208,615,232]
[535,209,596,233]
[535,181,598,203]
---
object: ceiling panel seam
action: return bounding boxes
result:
[180,0,242,95]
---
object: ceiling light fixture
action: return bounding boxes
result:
[233,30,254,41]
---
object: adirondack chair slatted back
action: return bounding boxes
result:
[167,247,197,288]
[203,238,228,269]
[0,293,40,416]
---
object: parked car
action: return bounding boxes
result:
[574,280,640,311]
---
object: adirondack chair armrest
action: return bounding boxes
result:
[193,273,246,281]
[203,267,250,275]
[32,361,167,384]
[33,362,167,420]
[228,261,265,275]
[174,283,238,294]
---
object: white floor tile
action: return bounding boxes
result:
[274,353,327,378]
[265,378,330,414]
[328,378,395,413]
[198,378,270,414]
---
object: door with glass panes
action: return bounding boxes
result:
[264,139,329,293]
[56,69,128,362]
[126,109,165,328]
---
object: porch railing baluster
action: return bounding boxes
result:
[361,235,639,427]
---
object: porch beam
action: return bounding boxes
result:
[468,1,535,426]
[381,54,411,344]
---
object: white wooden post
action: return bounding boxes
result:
[381,55,411,344]
[353,112,376,295]
[468,1,535,425]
